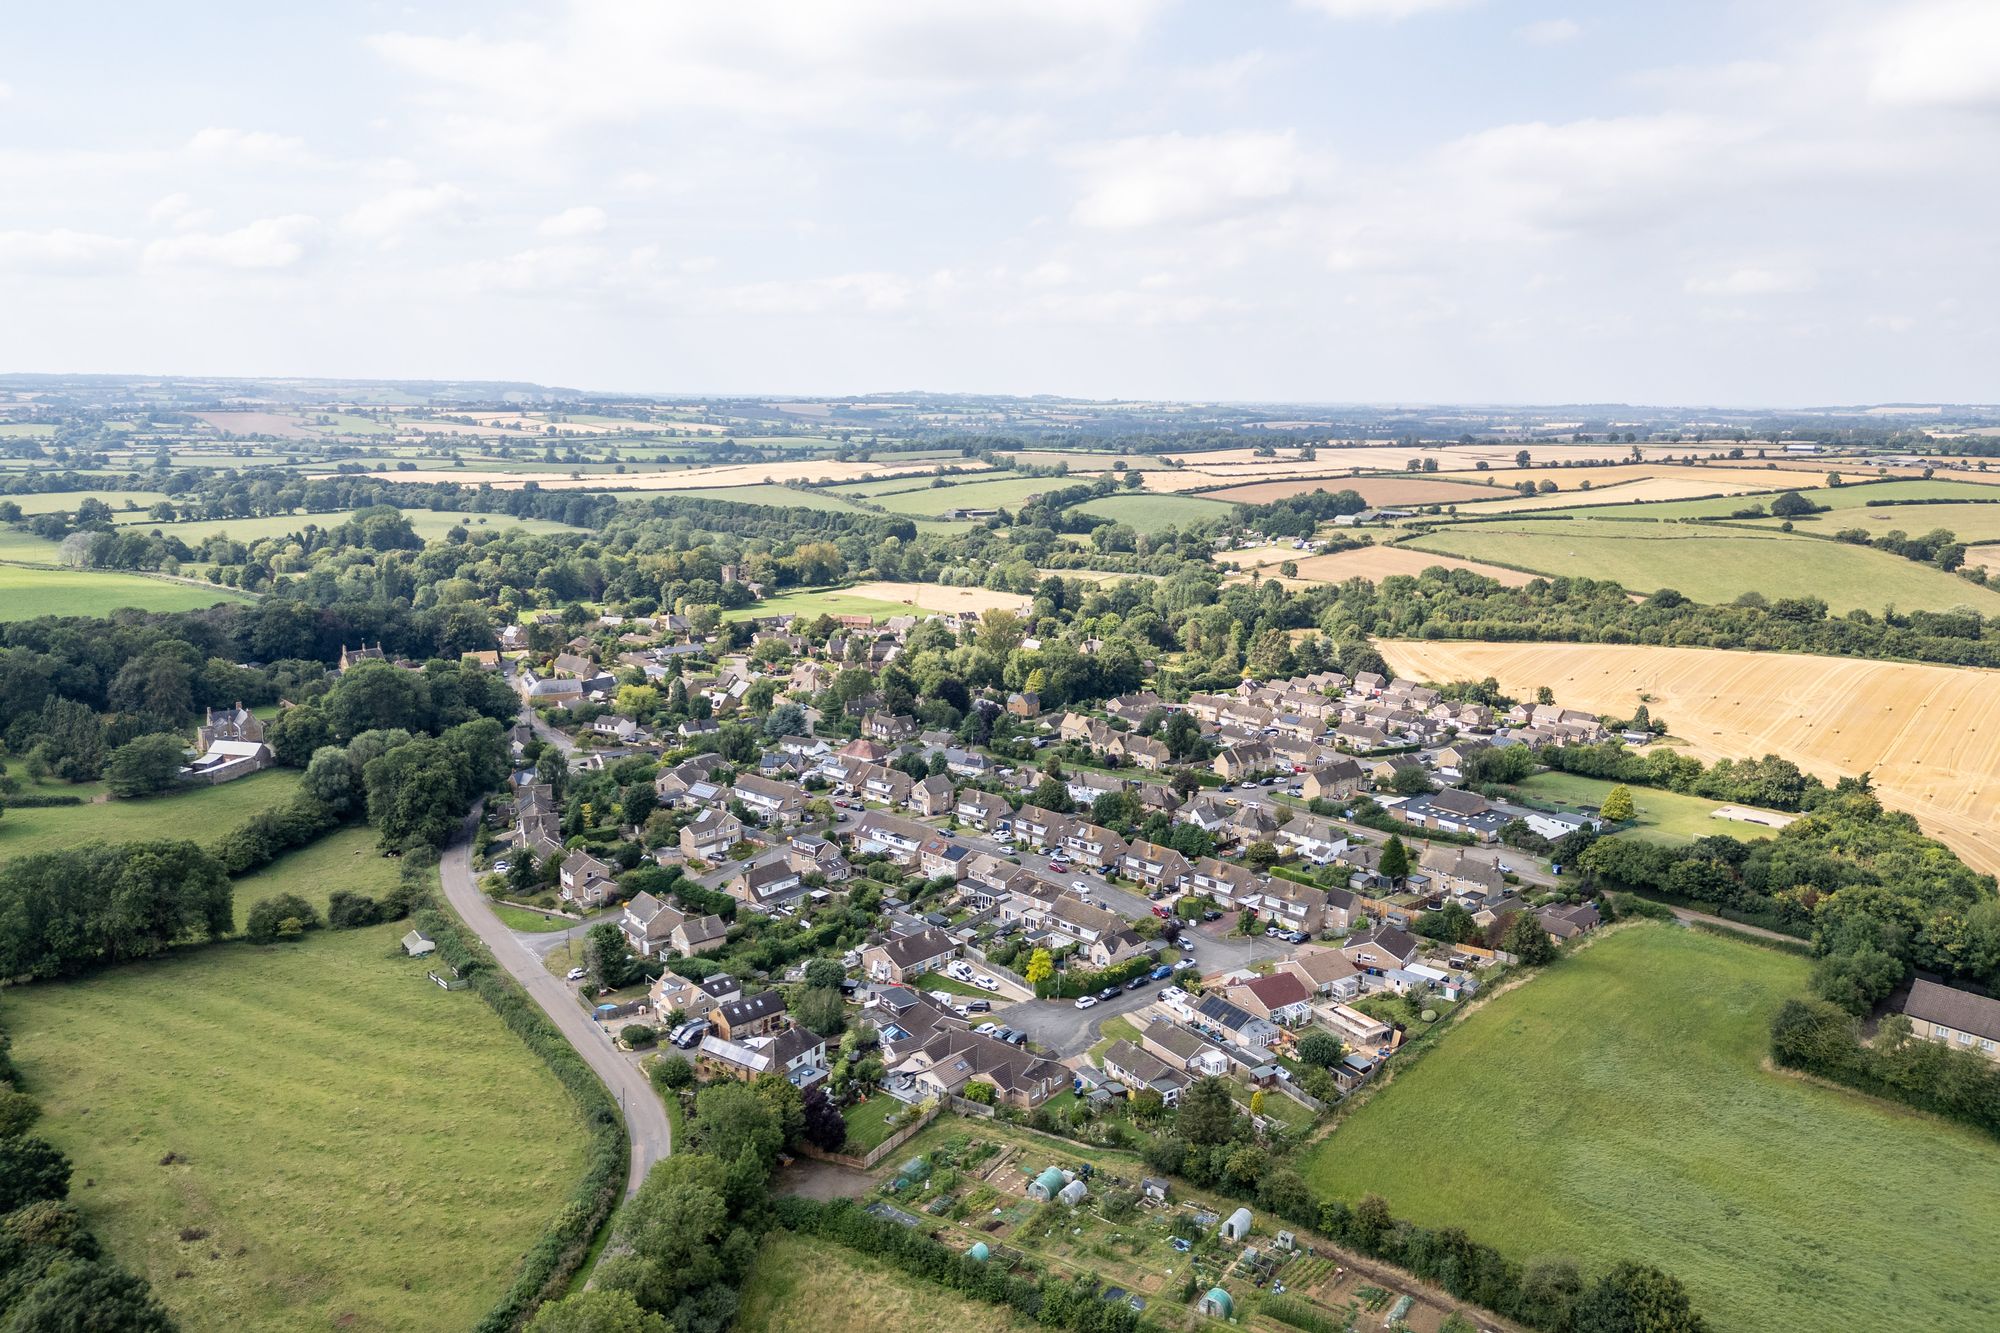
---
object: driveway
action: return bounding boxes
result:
[440,810,670,1197]
[1007,984,1172,1058]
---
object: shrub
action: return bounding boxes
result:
[325,890,384,930]
[243,893,321,945]
[621,1025,658,1049]
[651,1056,695,1091]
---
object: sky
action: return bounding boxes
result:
[1,0,1997,404]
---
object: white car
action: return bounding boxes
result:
[1071,880,1092,894]
[1074,995,1098,1010]
[492,859,511,873]
[565,967,586,982]
[975,976,1000,992]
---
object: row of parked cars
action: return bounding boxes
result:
[1073,963,1179,1009]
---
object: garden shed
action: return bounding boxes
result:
[401,930,436,958]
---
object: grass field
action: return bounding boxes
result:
[0,769,302,865]
[108,508,582,544]
[721,587,927,623]
[1549,477,1999,521]
[1510,771,1789,845]
[1197,475,1498,506]
[4,924,589,1333]
[738,1231,1035,1333]
[1071,491,1238,533]
[1402,517,2000,614]
[1223,541,1537,588]
[1376,638,2000,877]
[5,489,171,515]
[230,824,400,917]
[859,475,1069,515]
[1750,500,2000,543]
[1302,925,2000,1333]
[665,484,875,512]
[0,563,256,619]
[724,581,1027,622]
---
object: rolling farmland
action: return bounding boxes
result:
[0,564,257,620]
[1071,491,1237,532]
[1223,541,1536,587]
[1377,639,2000,875]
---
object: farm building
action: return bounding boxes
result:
[401,930,436,958]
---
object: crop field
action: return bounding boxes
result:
[1436,474,1803,516]
[0,563,256,620]
[1510,771,1791,844]
[1158,441,1746,475]
[0,769,302,866]
[1071,491,1237,532]
[231,824,400,917]
[4,923,589,1333]
[1222,541,1535,587]
[1303,925,2000,1333]
[1195,474,1499,506]
[1376,639,2000,875]
[364,457,974,491]
[839,580,1032,614]
[1402,517,2000,614]
[738,1232,1035,1333]
[1000,449,1167,470]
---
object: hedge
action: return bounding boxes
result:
[412,904,627,1333]
[0,794,84,809]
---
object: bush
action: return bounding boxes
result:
[243,893,321,945]
[651,1056,695,1091]
[621,1024,658,1049]
[325,890,384,930]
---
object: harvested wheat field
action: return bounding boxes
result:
[363,458,987,490]
[1378,640,2000,876]
[1224,543,1535,587]
[839,580,1032,615]
[1196,475,1496,506]
[1440,472,1808,515]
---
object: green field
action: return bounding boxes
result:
[0,563,256,619]
[0,768,302,865]
[669,484,876,513]
[0,422,58,437]
[230,824,400,917]
[1550,477,1999,522]
[1510,771,1790,845]
[1302,925,2000,1333]
[721,587,921,622]
[858,475,1071,515]
[107,508,583,544]
[739,1231,1034,1333]
[4,923,589,1333]
[1071,491,1239,533]
[1403,518,2000,613]
[5,489,172,515]
[1747,500,2000,544]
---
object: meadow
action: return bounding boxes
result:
[721,587,929,623]
[230,823,400,916]
[1376,638,2000,876]
[0,768,302,866]
[1071,491,1238,533]
[1303,925,2000,1333]
[3,923,589,1333]
[108,507,583,544]
[1402,517,2000,614]
[5,489,172,515]
[1509,771,1789,845]
[1752,500,2000,544]
[857,474,1070,515]
[737,1232,1035,1333]
[1547,476,1998,521]
[0,563,256,619]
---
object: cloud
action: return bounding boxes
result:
[1296,0,1474,20]
[538,205,607,237]
[720,270,919,316]
[144,215,322,269]
[147,193,214,230]
[1684,266,1817,296]
[184,126,309,163]
[1065,131,1314,229]
[1519,18,1581,45]
[341,184,471,242]
[0,228,131,271]
[1869,2,2000,110]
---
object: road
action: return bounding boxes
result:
[1006,982,1173,1057]
[440,810,669,1197]
[524,707,577,754]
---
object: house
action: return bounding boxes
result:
[1393,787,1509,840]
[892,1027,1067,1109]
[1177,796,1232,835]
[1276,814,1348,866]
[848,810,932,864]
[621,892,682,957]
[712,990,788,1040]
[652,969,740,1021]
[1342,925,1420,972]
[558,850,618,908]
[1006,691,1040,717]
[1193,994,1280,1050]
[861,711,916,743]
[1120,840,1192,893]
[1317,1002,1394,1050]
[699,1025,830,1088]
[911,774,956,817]
[1535,901,1602,940]
[1117,733,1171,770]
[1191,856,1258,906]
[1277,947,1363,1000]
[1065,770,1124,809]
[733,774,806,824]
[1100,1040,1189,1105]
[861,927,957,984]
[1214,743,1272,781]
[338,642,386,672]
[788,833,851,882]
[1061,820,1127,870]
[1227,972,1315,1026]
[1046,896,1127,944]
[670,913,729,956]
[680,808,744,863]
[1900,978,2000,1061]
[916,834,972,882]
[1011,805,1074,850]
[1300,759,1365,803]
[1140,1018,1235,1078]
[1088,928,1147,969]
[727,858,804,909]
[955,789,1012,832]
[1104,691,1167,723]
[1423,846,1510,906]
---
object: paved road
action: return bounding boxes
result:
[1007,984,1173,1057]
[524,707,578,754]
[441,811,669,1197]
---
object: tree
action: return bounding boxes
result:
[1501,910,1558,966]
[1378,835,1410,885]
[651,1055,695,1092]
[1296,1031,1343,1069]
[792,985,846,1036]
[1573,1261,1707,1333]
[265,705,333,767]
[527,1289,671,1333]
[1415,901,1478,945]
[1809,948,1904,1016]
[802,957,845,989]
[692,1081,784,1171]
[596,1154,740,1316]
[585,922,637,990]
[244,893,320,944]
[1388,765,1434,797]
[0,1259,177,1333]
[1024,947,1054,992]
[1599,784,1636,823]
[0,1136,72,1213]
[800,1085,847,1151]
[103,734,188,799]
[1177,1076,1239,1147]
[1770,489,1817,517]
[302,745,357,812]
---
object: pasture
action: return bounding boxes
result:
[231,824,400,916]
[1549,476,1999,522]
[737,1232,1035,1333]
[1510,771,1790,845]
[1753,500,2000,544]
[1071,491,1237,532]
[1376,639,2000,876]
[1401,517,2000,614]
[1302,925,2000,1333]
[5,489,172,515]
[106,508,582,545]
[1223,541,1535,588]
[860,475,1068,515]
[665,484,875,513]
[0,769,302,866]
[1195,474,1498,507]
[3,923,589,1333]
[0,563,256,619]
[364,457,974,491]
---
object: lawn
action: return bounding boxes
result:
[1071,491,1239,533]
[1300,925,2000,1333]
[1509,771,1790,846]
[3,923,591,1333]
[1403,517,2000,614]
[842,1095,910,1153]
[492,903,580,933]
[0,768,302,865]
[0,563,257,619]
[720,586,924,623]
[737,1231,1036,1333]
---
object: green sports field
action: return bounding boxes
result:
[1301,925,2000,1333]
[1402,518,2000,614]
[1071,491,1239,533]
[1509,771,1791,845]
[0,768,302,866]
[4,923,590,1332]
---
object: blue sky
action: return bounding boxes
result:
[1,1,1996,403]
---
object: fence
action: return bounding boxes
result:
[798,1102,944,1170]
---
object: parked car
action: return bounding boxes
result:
[1074,995,1098,1010]
[1149,964,1173,980]
[965,999,992,1013]
[1265,925,1281,937]
[1124,976,1149,992]
[1003,1030,1027,1046]
[975,1021,1000,1035]
[1151,904,1171,918]
[1071,880,1092,894]
[1096,985,1121,1002]
[1201,909,1223,922]
[492,858,512,873]
[565,966,587,982]
[974,976,1000,992]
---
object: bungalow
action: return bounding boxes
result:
[1192,994,1280,1052]
[712,990,788,1041]
[911,774,956,817]
[943,747,996,779]
[955,789,1012,832]
[1535,901,1602,940]
[1317,1002,1394,1050]
[1393,788,1509,840]
[1120,840,1192,893]
[1277,947,1363,1000]
[1088,928,1148,970]
[558,850,618,908]
[1900,978,2000,1062]
[1342,925,1420,972]
[861,927,957,984]
[1139,1019,1234,1079]
[680,808,744,863]
[1227,972,1315,1027]
[893,1027,1066,1109]
[1100,1040,1188,1105]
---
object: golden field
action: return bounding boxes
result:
[362,458,988,490]
[1223,542,1535,587]
[1378,640,2000,876]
